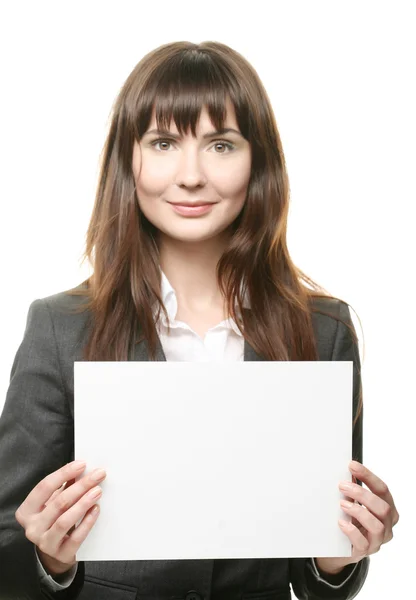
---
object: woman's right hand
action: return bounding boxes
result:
[14,461,107,577]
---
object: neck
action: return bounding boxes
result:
[157,231,230,312]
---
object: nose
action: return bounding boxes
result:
[174,148,208,188]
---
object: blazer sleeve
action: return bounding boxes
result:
[0,298,85,600]
[35,544,79,591]
[289,300,370,600]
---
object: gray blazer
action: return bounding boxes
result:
[0,284,370,600]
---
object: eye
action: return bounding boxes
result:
[150,138,235,153]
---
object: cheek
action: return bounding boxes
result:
[132,145,170,194]
[216,176,250,201]
[214,158,251,193]
[136,165,171,195]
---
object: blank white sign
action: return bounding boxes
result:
[74,361,354,561]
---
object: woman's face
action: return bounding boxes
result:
[132,98,252,245]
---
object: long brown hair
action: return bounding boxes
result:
[65,40,364,428]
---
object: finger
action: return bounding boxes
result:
[19,462,87,516]
[349,462,397,511]
[44,484,66,508]
[340,482,390,523]
[44,476,79,508]
[38,469,106,534]
[41,485,103,558]
[341,475,357,504]
[59,504,101,562]
[339,519,370,556]
[64,480,77,535]
[44,478,77,528]
[341,500,385,546]
[340,473,363,504]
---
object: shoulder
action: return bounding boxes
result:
[22,282,92,358]
[308,295,354,358]
[37,281,90,313]
[24,282,91,337]
[309,295,351,322]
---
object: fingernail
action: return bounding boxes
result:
[88,486,102,499]
[91,468,106,481]
[73,460,86,469]
[349,460,360,471]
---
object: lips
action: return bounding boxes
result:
[169,203,215,217]
[169,202,214,207]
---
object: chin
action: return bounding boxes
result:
[158,225,229,244]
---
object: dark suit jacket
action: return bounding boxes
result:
[0,285,370,600]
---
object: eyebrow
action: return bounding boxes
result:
[143,127,243,139]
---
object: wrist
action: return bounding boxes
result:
[314,556,352,575]
[37,547,76,577]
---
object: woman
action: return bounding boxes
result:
[0,41,399,600]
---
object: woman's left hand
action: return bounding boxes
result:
[315,460,400,574]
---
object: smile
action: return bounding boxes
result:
[169,204,214,217]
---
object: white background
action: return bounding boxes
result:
[0,1,413,598]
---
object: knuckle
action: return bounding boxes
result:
[376,521,386,536]
[380,482,389,495]
[385,530,393,542]
[54,516,70,533]
[24,525,37,543]
[55,494,70,513]
[69,528,83,545]
[355,489,365,502]
[381,504,391,519]
[14,507,23,524]
[36,534,49,554]
[355,489,364,503]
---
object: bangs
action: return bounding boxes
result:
[134,51,250,140]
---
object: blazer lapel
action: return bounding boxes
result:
[243,337,264,361]
[131,332,167,361]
